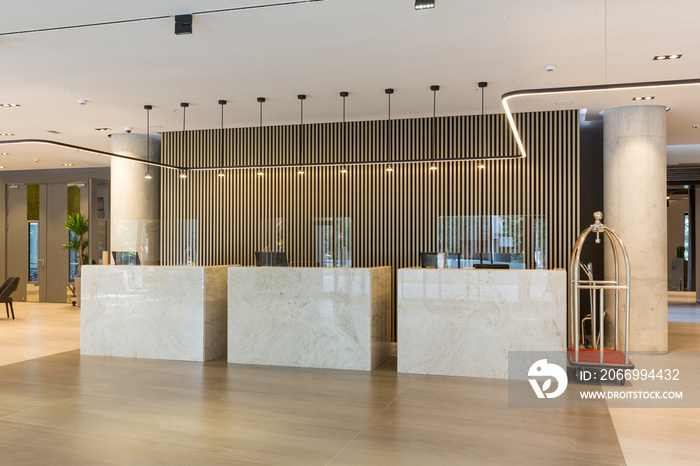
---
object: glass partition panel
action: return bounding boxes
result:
[112,219,164,265]
[438,215,547,269]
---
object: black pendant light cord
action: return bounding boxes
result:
[431,85,438,162]
[257,97,265,166]
[385,89,394,163]
[298,95,306,162]
[146,105,151,164]
[144,104,153,178]
[219,100,226,170]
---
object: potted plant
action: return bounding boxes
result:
[63,212,88,306]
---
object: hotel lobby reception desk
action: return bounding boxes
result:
[228,267,392,371]
[397,268,566,378]
[81,266,228,362]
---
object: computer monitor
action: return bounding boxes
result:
[255,252,287,267]
[112,251,141,265]
[474,263,509,269]
[419,252,461,268]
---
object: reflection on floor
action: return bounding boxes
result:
[608,300,700,466]
[0,302,80,366]
[0,300,696,465]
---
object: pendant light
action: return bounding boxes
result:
[256,97,265,176]
[385,88,394,172]
[180,102,189,179]
[429,85,439,171]
[298,94,306,175]
[218,100,226,177]
[144,104,153,179]
[340,91,349,173]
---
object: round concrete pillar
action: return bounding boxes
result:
[110,133,161,265]
[603,105,667,352]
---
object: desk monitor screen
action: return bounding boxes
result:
[419,252,461,268]
[255,252,287,267]
[112,251,141,265]
[474,263,509,269]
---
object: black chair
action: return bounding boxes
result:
[0,277,20,319]
[0,277,14,296]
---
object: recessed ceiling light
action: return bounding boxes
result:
[0,166,5,169]
[94,127,112,131]
[0,103,20,107]
[415,0,435,10]
[632,96,655,101]
[653,54,682,60]
[0,133,15,136]
[0,152,8,156]
[62,163,73,166]
[692,125,699,129]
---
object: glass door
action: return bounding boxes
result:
[27,221,39,302]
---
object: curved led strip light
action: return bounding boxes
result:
[0,139,182,170]
[501,77,700,159]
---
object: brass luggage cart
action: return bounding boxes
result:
[569,212,634,384]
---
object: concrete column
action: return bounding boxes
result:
[110,133,161,265]
[603,105,667,352]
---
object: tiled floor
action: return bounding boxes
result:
[0,300,697,465]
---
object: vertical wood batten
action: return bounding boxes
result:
[161,110,580,340]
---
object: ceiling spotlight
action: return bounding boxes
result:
[545,64,556,72]
[386,166,394,172]
[0,133,15,136]
[0,166,4,169]
[0,103,20,107]
[340,168,348,174]
[62,163,73,166]
[144,171,153,180]
[0,152,8,156]
[693,125,699,129]
[257,171,264,176]
[429,165,438,171]
[175,14,193,35]
[94,127,112,132]
[297,170,304,175]
[415,0,435,9]
[217,170,225,177]
[478,164,486,169]
[653,54,682,60]
[632,96,655,101]
[179,170,188,179]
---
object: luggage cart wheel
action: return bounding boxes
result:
[617,369,625,386]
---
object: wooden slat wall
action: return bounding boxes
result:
[161,110,580,339]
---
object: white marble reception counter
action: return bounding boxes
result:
[397,268,566,378]
[228,267,392,371]
[81,265,228,362]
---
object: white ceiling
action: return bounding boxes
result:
[2,0,700,170]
